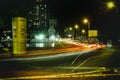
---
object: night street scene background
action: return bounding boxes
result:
[0,0,120,80]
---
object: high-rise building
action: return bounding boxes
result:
[27,0,48,38]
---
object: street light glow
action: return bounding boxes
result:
[83,18,90,30]
[75,24,79,29]
[69,27,72,30]
[83,18,88,24]
[82,29,85,34]
[107,1,115,9]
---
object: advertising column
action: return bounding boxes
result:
[12,17,26,55]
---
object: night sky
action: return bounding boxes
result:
[0,0,120,39]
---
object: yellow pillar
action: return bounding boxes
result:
[12,17,26,55]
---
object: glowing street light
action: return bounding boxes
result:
[106,1,118,15]
[107,1,115,9]
[83,18,88,24]
[83,18,90,30]
[74,24,79,39]
[69,27,73,31]
[82,29,85,35]
[75,24,79,29]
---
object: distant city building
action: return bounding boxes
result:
[27,0,48,38]
[0,26,12,42]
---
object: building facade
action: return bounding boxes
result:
[27,0,48,39]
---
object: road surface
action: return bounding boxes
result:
[0,46,120,79]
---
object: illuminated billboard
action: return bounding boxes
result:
[12,17,26,55]
[88,30,98,37]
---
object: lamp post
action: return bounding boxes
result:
[82,29,85,36]
[106,1,119,40]
[74,24,79,39]
[106,1,118,15]
[83,18,91,38]
[69,27,74,39]
[83,18,90,30]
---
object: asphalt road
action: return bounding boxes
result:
[0,46,120,79]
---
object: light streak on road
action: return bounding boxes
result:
[71,57,92,72]
[71,49,102,64]
[71,48,113,73]
[71,51,84,65]
[0,50,94,62]
[65,39,106,49]
[54,66,106,70]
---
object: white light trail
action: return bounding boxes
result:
[0,50,94,62]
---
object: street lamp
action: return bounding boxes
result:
[74,24,79,39]
[68,27,74,39]
[82,29,85,35]
[107,1,115,9]
[83,18,90,30]
[75,24,79,29]
[106,1,118,15]
[69,27,72,31]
